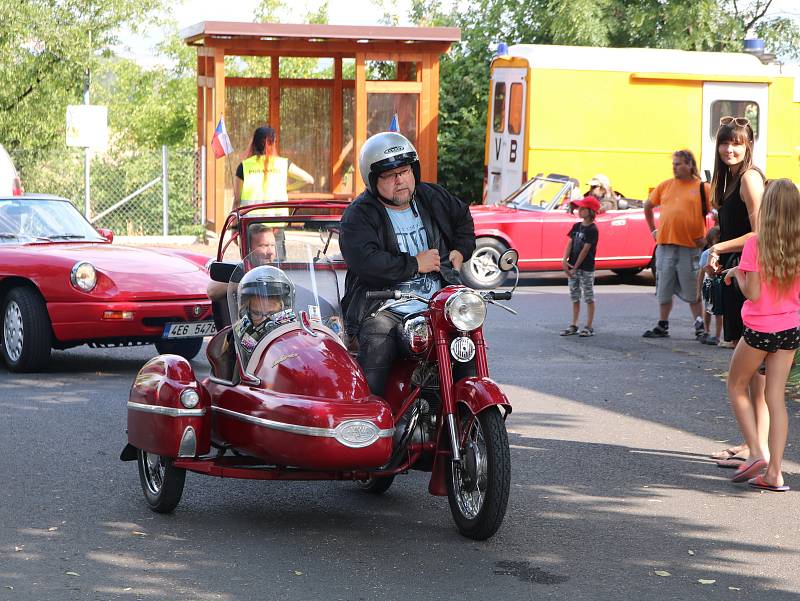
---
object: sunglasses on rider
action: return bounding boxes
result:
[719,116,750,127]
[249,309,273,319]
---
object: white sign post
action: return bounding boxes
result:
[66,104,108,219]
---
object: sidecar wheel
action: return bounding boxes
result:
[154,337,203,360]
[446,406,510,540]
[357,476,395,494]
[137,449,186,513]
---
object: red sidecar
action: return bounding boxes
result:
[121,203,514,540]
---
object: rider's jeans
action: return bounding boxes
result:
[357,311,476,398]
[357,312,404,397]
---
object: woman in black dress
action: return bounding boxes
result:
[707,116,767,466]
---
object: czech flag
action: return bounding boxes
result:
[211,116,233,159]
[388,113,399,133]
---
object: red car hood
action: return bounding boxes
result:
[30,243,209,299]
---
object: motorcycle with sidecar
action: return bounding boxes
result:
[121,203,518,540]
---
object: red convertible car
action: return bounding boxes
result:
[0,194,214,372]
[462,175,657,289]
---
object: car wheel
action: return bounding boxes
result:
[461,238,508,289]
[154,337,204,360]
[2,287,52,372]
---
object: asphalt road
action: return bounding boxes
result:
[2,271,800,600]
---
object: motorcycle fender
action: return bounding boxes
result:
[454,377,512,417]
[428,377,512,496]
[126,354,211,458]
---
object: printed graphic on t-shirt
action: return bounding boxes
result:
[385,206,442,314]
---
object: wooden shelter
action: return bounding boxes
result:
[182,22,461,232]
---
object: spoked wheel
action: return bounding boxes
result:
[446,406,510,540]
[461,238,508,289]
[137,449,186,513]
[357,476,395,494]
[154,337,204,360]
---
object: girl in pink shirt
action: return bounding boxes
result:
[724,179,800,491]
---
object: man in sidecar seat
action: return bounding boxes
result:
[233,266,297,359]
[339,132,476,397]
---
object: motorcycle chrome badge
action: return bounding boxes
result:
[450,336,476,363]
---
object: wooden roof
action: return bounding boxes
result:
[182,21,461,47]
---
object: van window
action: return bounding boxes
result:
[508,83,523,135]
[493,82,506,133]
[710,100,759,139]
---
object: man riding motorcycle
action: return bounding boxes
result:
[340,132,476,397]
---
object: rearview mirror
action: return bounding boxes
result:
[498,249,519,272]
[209,261,237,283]
[96,228,114,243]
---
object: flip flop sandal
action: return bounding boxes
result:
[560,325,578,336]
[731,459,768,483]
[716,457,747,468]
[710,446,747,460]
[748,475,790,492]
[579,327,594,337]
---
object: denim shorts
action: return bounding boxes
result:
[655,244,700,304]
[743,326,800,353]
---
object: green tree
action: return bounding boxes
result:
[0,0,161,153]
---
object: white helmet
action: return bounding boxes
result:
[359,132,420,195]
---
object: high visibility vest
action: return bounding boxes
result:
[240,155,290,217]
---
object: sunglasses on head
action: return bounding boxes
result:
[719,116,750,127]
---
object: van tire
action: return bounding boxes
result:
[461,239,508,290]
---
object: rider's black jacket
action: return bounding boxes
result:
[340,182,476,336]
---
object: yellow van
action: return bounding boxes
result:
[484,44,800,203]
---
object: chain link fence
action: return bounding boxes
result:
[9,147,204,237]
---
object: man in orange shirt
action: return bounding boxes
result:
[643,149,710,338]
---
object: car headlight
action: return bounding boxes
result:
[70,261,97,292]
[444,290,486,332]
[180,388,200,409]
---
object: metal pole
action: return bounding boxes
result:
[162,145,169,236]
[200,146,207,226]
[83,65,90,220]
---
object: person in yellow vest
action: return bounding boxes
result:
[232,126,314,211]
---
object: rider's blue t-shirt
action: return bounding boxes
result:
[385,206,442,314]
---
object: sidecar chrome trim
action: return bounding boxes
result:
[212,406,394,447]
[127,401,205,417]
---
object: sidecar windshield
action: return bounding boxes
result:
[227,235,344,374]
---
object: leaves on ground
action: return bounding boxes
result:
[698,579,716,585]
[654,570,671,577]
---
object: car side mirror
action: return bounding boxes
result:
[498,249,519,272]
[209,261,237,283]
[96,228,114,243]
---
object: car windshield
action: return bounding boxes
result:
[227,238,344,377]
[0,198,104,243]
[504,177,573,211]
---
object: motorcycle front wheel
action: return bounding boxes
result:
[445,406,510,540]
[137,449,186,513]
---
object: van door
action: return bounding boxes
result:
[701,82,768,178]
[486,67,527,204]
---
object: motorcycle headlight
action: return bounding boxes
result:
[70,261,97,292]
[444,290,486,332]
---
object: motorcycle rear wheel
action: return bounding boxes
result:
[446,406,510,540]
[357,476,395,494]
[137,449,186,513]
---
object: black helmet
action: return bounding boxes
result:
[237,266,295,317]
[359,132,420,195]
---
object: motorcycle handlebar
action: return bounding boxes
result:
[484,291,513,301]
[366,290,400,300]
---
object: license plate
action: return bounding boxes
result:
[162,321,217,339]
